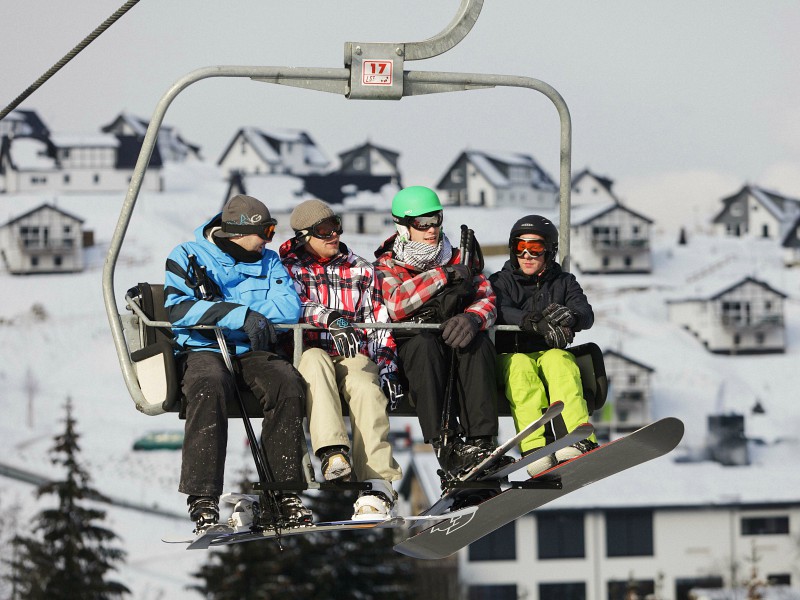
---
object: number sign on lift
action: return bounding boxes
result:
[362,60,393,86]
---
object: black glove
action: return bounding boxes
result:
[520,311,573,349]
[243,309,277,351]
[443,264,471,283]
[327,312,361,358]
[542,303,576,328]
[380,373,405,411]
[441,313,481,348]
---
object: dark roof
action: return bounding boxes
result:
[574,202,654,225]
[301,173,393,204]
[572,168,616,196]
[781,213,800,248]
[3,203,85,227]
[114,135,163,169]
[338,141,400,162]
[709,276,788,300]
[603,349,655,372]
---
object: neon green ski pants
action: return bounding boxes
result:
[496,349,596,453]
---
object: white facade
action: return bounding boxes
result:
[0,204,84,274]
[572,205,652,274]
[218,127,329,176]
[667,279,786,354]
[593,351,653,438]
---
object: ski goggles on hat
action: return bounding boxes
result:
[307,216,343,240]
[408,211,443,231]
[222,219,277,241]
[512,237,547,257]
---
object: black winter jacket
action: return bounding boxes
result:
[489,260,594,354]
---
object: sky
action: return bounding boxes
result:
[3,0,800,232]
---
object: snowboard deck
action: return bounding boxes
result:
[163,505,479,550]
[394,417,684,559]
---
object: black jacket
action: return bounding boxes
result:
[489,260,594,353]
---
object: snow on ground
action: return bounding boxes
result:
[1,169,800,597]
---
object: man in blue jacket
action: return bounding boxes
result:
[164,194,311,533]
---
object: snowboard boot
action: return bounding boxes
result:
[554,438,599,463]
[432,437,491,480]
[318,445,353,482]
[466,435,515,472]
[277,493,313,527]
[352,479,398,520]
[187,495,220,534]
[525,451,557,478]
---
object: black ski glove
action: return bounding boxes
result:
[443,263,471,283]
[542,303,576,328]
[520,311,573,349]
[380,373,405,411]
[243,309,277,351]
[327,312,361,358]
[441,313,481,348]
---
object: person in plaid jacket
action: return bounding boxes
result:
[280,199,402,519]
[374,186,504,480]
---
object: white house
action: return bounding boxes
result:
[101,111,202,163]
[337,141,402,183]
[593,349,654,440]
[571,202,654,274]
[712,185,800,241]
[571,168,619,208]
[435,150,558,209]
[217,127,330,176]
[0,203,84,274]
[667,277,787,355]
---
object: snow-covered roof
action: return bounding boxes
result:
[50,133,119,148]
[7,137,56,169]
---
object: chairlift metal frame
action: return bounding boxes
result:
[102,0,574,416]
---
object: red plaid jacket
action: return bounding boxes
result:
[279,239,398,378]
[373,235,497,328]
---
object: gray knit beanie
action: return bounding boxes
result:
[290,199,336,233]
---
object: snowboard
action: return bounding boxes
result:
[163,504,479,550]
[394,417,684,559]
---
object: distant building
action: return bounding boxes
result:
[0,203,85,274]
[435,149,558,209]
[0,108,164,194]
[712,184,800,240]
[101,111,202,163]
[780,213,800,267]
[570,169,654,274]
[593,349,654,440]
[217,127,329,176]
[667,276,787,354]
[337,141,402,183]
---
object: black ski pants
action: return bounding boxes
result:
[396,331,499,443]
[178,350,306,497]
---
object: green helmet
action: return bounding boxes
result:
[391,186,443,222]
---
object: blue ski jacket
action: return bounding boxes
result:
[164,214,301,355]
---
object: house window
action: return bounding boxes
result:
[537,512,584,559]
[765,300,772,311]
[468,521,515,561]
[605,510,653,556]
[357,214,365,234]
[479,190,486,206]
[240,139,247,154]
[63,174,70,184]
[30,175,47,185]
[767,574,791,586]
[755,332,765,345]
[451,169,463,183]
[741,516,789,535]
[602,256,610,267]
[63,225,71,235]
[624,256,632,267]
[353,156,367,171]
[762,224,770,238]
[733,334,741,346]
[54,256,63,267]
[93,174,100,184]
[628,374,637,385]
[539,582,586,600]
[608,579,655,600]
[31,256,39,267]
[468,584,517,600]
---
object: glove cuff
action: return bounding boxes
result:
[326,311,344,327]
[465,313,482,330]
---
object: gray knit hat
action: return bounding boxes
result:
[290,199,336,233]
[214,194,273,238]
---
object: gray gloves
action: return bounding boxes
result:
[441,313,481,348]
[243,309,277,351]
[520,310,573,349]
[327,312,362,358]
[380,373,405,411]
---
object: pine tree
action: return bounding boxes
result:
[3,398,130,599]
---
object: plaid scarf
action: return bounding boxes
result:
[392,231,453,271]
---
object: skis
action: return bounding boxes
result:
[394,417,684,559]
[163,504,479,550]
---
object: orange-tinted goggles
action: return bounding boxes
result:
[258,222,277,242]
[512,237,547,257]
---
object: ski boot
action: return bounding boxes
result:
[318,445,353,482]
[277,493,313,527]
[466,435,515,474]
[352,479,398,521]
[433,437,491,480]
[187,495,220,534]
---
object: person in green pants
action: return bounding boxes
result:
[489,215,598,477]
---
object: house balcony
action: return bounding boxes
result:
[720,313,784,331]
[590,238,650,254]
[19,238,78,255]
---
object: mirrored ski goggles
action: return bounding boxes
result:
[306,216,343,239]
[408,211,443,231]
[512,237,547,257]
